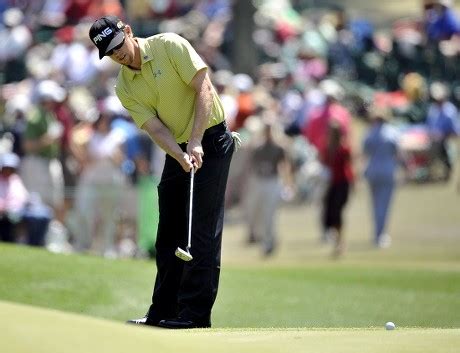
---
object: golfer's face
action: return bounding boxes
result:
[109,35,133,66]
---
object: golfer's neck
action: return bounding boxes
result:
[130,38,142,70]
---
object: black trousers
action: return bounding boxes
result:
[322,181,350,229]
[148,122,234,325]
[0,216,15,243]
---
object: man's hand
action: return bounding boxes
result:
[187,137,204,169]
[178,152,195,172]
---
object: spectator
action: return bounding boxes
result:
[320,121,354,258]
[72,106,127,257]
[244,119,291,256]
[0,152,28,243]
[422,0,460,42]
[231,73,256,132]
[2,93,30,157]
[20,80,66,223]
[362,106,400,248]
[302,79,351,158]
[283,84,326,137]
[102,95,151,183]
[394,72,429,124]
[64,0,124,25]
[194,0,231,21]
[425,81,460,181]
[324,6,359,81]
[0,7,32,83]
[22,191,54,247]
[49,23,99,86]
[213,69,238,128]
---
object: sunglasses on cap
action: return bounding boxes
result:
[106,36,125,56]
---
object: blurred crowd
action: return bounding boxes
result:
[1,0,459,259]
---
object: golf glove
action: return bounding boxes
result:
[231,131,242,152]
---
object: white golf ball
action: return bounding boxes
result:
[385,321,396,330]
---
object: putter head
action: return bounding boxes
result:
[175,247,193,261]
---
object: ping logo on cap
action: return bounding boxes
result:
[92,27,113,43]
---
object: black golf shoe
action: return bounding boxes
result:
[157,317,211,329]
[126,315,160,326]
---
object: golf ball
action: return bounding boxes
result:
[385,322,396,330]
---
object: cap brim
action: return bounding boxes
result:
[99,32,124,59]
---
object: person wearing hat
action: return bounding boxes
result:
[88,15,238,329]
[20,80,66,227]
[0,152,29,243]
[362,105,400,248]
[425,81,460,181]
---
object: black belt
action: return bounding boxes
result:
[180,121,227,149]
[203,121,227,137]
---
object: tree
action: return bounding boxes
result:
[231,0,258,76]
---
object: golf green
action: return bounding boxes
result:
[2,301,459,353]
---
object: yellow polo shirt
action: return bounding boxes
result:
[115,33,225,143]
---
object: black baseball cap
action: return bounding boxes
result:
[89,15,125,59]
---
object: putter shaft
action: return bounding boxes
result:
[175,167,195,261]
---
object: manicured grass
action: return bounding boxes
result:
[1,244,459,328]
[2,301,460,353]
[217,266,460,328]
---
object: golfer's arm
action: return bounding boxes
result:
[189,68,213,143]
[141,116,185,162]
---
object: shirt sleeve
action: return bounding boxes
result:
[163,33,207,84]
[115,85,157,128]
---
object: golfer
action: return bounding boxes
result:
[89,16,235,329]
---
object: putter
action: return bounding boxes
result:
[175,167,195,261]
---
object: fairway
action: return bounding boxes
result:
[2,301,459,353]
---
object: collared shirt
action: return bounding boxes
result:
[115,33,225,143]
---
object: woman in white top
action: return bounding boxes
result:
[72,108,126,257]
